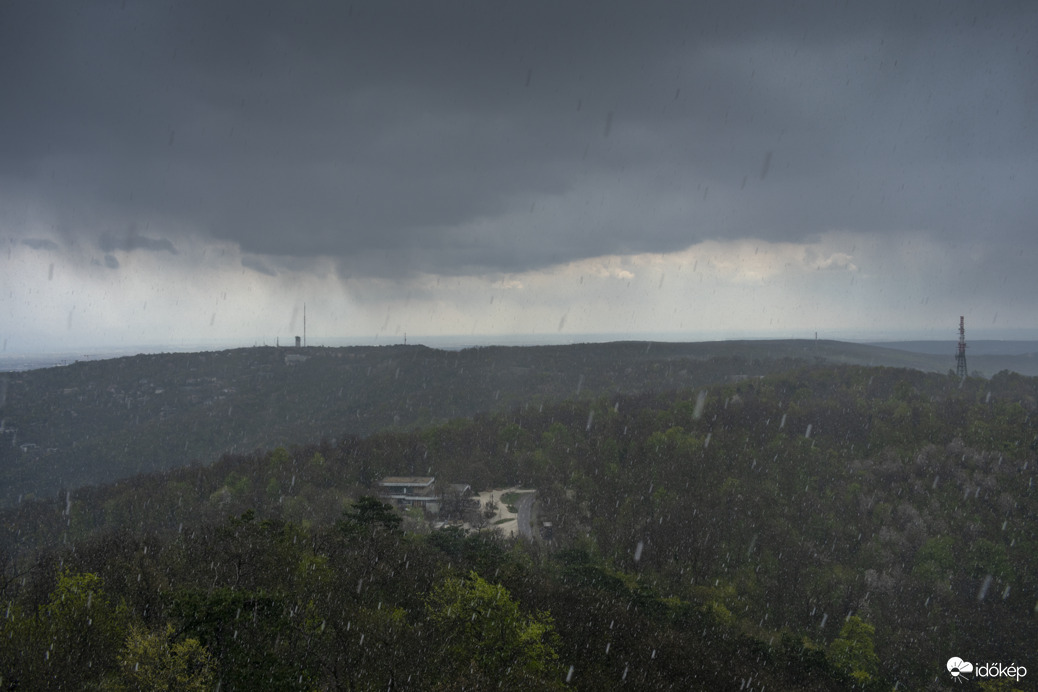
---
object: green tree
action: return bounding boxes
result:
[339,495,403,535]
[1,569,129,689]
[425,571,564,689]
[168,587,317,690]
[828,615,880,686]
[115,623,214,691]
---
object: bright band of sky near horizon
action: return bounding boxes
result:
[3,231,1023,350]
[2,2,1037,351]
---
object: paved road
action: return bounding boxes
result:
[516,491,536,540]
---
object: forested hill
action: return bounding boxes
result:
[0,339,979,507]
[1,364,1036,689]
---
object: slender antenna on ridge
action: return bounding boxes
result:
[956,315,968,379]
[304,303,307,348]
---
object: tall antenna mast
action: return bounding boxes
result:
[956,315,968,379]
[303,303,307,348]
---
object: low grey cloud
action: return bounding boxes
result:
[103,254,120,269]
[0,1,1035,281]
[98,230,177,255]
[21,239,58,251]
[241,256,277,277]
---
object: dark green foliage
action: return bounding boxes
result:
[1,363,1036,689]
[425,571,564,689]
[0,340,979,507]
[168,588,317,690]
[338,495,403,535]
[1,569,129,689]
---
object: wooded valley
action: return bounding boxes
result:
[1,359,1036,689]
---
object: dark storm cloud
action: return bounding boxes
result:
[1,1,1035,277]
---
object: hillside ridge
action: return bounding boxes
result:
[0,339,1027,507]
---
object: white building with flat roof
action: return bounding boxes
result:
[378,476,440,512]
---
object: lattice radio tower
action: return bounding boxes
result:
[955,315,968,378]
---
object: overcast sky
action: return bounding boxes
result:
[2,1,1036,353]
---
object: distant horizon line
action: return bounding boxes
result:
[5,328,1038,357]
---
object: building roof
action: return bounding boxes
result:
[379,476,435,487]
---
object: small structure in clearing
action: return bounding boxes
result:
[378,476,440,513]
